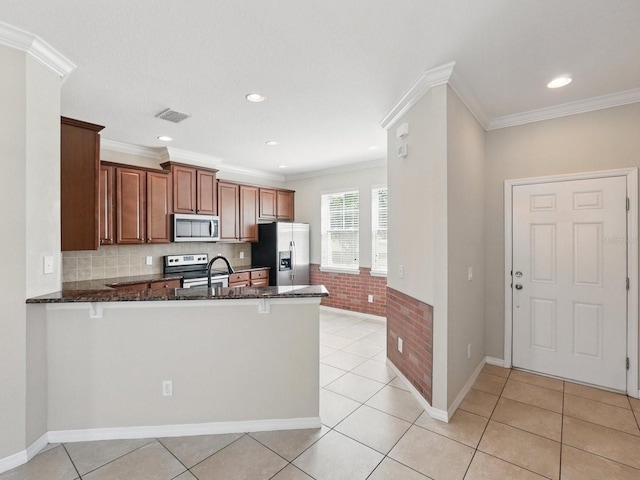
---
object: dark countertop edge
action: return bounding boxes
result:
[26,285,329,304]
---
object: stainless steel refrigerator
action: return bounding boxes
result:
[251,222,310,286]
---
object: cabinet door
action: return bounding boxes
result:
[172,165,197,213]
[197,169,217,214]
[259,188,277,220]
[116,167,146,244]
[149,279,181,290]
[146,171,172,243]
[99,164,115,246]
[276,190,294,220]
[218,182,240,241]
[240,185,259,242]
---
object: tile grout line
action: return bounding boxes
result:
[60,444,82,480]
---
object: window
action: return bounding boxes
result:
[321,190,359,271]
[371,186,388,275]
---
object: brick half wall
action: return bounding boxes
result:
[309,263,387,317]
[386,287,433,405]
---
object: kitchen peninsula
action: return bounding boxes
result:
[26,282,328,442]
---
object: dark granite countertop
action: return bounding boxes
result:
[27,284,328,303]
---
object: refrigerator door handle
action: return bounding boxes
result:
[290,240,296,280]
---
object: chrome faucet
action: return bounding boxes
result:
[207,254,235,288]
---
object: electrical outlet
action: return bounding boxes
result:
[368,294,374,303]
[468,267,473,281]
[43,256,54,274]
[399,265,404,279]
[398,337,403,353]
[146,256,153,266]
[162,380,173,397]
[240,251,245,259]
[467,344,471,359]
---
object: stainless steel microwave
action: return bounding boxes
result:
[172,214,220,242]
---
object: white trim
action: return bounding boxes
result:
[285,159,387,182]
[101,139,161,159]
[159,146,223,166]
[447,359,486,420]
[488,87,640,130]
[369,270,387,278]
[319,266,361,275]
[484,356,506,367]
[386,359,448,422]
[379,62,455,130]
[0,21,76,80]
[504,168,638,397]
[320,305,386,324]
[47,416,321,444]
[0,433,48,474]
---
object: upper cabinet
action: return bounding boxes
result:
[161,162,218,215]
[259,187,295,222]
[99,164,115,246]
[61,117,104,251]
[218,181,259,242]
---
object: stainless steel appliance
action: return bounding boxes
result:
[163,253,229,289]
[251,222,310,286]
[172,214,220,242]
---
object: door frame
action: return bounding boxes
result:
[504,168,638,396]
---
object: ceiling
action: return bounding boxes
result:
[1,1,639,177]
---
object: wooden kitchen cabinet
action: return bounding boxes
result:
[161,161,218,215]
[259,187,295,221]
[228,271,251,287]
[112,163,172,244]
[228,268,269,288]
[114,278,181,292]
[149,279,181,290]
[61,117,105,251]
[240,185,259,242]
[218,181,259,242]
[99,164,115,246]
[250,269,269,287]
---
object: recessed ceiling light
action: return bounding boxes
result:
[157,136,173,142]
[278,165,287,169]
[547,76,573,89]
[266,140,279,146]
[246,93,266,103]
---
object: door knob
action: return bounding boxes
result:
[515,284,523,290]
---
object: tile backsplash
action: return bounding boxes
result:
[63,243,252,282]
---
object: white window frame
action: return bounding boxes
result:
[320,189,360,274]
[371,185,388,277]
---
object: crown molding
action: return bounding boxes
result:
[488,87,640,130]
[285,158,387,182]
[159,146,223,167]
[0,21,75,80]
[379,61,455,130]
[101,139,161,159]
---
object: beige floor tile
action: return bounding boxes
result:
[466,451,547,480]
[319,363,347,387]
[459,388,499,418]
[293,430,383,480]
[159,433,243,468]
[82,441,186,480]
[319,388,361,427]
[320,350,368,370]
[319,334,354,350]
[630,396,640,412]
[64,438,154,475]
[562,416,640,470]
[365,385,424,422]
[389,425,474,480]
[342,340,385,358]
[333,324,379,341]
[509,370,563,392]
[367,457,430,479]
[334,405,411,454]
[501,379,563,413]
[491,397,562,441]
[360,332,387,347]
[191,435,287,480]
[472,372,508,396]
[270,464,314,480]
[414,409,488,448]
[481,364,511,379]
[387,377,409,391]
[39,443,61,454]
[564,394,640,436]
[325,372,386,403]
[478,421,560,480]
[319,345,337,359]
[371,350,388,363]
[635,410,640,425]
[249,425,329,461]
[351,359,396,383]
[561,444,640,480]
[0,445,77,480]
[564,382,632,409]
[173,472,197,480]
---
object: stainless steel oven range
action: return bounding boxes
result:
[163,254,229,289]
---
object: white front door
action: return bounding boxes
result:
[512,176,628,390]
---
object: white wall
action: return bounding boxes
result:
[286,162,387,268]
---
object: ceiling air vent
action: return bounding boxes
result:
[155,108,190,123]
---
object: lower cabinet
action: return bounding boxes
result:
[228,268,269,288]
[114,278,181,292]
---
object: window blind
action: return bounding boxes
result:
[321,190,359,270]
[371,187,388,274]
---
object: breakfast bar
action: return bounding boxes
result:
[27,283,328,442]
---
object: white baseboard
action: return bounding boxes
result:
[447,358,486,419]
[0,432,48,474]
[485,356,506,367]
[48,416,321,443]
[386,359,448,422]
[320,306,386,324]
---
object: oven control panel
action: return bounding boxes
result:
[164,254,208,266]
